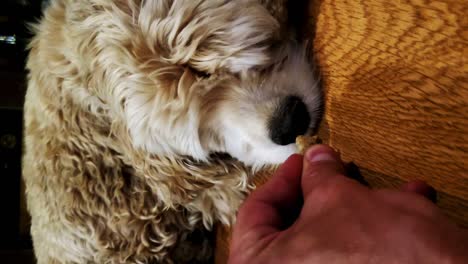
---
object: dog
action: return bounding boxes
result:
[23,0,322,263]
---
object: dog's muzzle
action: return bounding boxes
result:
[268,95,311,145]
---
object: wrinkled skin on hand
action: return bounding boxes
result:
[229,145,468,264]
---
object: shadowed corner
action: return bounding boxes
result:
[286,0,323,43]
[344,162,370,187]
[287,0,325,137]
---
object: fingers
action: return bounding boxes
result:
[400,180,437,202]
[231,154,303,248]
[372,181,438,219]
[374,188,443,220]
[301,145,437,203]
[301,145,347,199]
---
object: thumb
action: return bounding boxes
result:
[301,145,346,199]
[231,154,303,249]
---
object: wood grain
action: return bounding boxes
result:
[215,0,468,263]
[314,0,468,222]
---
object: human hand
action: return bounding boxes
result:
[229,145,468,264]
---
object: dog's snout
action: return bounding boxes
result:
[269,96,311,145]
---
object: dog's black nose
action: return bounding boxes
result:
[268,96,311,145]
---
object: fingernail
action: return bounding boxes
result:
[305,145,338,163]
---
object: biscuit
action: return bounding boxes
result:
[296,135,319,154]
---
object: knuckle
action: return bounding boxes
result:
[314,177,355,205]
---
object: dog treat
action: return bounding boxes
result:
[296,135,319,154]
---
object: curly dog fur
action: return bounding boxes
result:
[23,0,321,263]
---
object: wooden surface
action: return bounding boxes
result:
[314,0,467,226]
[215,0,468,263]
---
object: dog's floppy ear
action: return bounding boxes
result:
[138,0,281,74]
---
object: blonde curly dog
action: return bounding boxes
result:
[23,0,321,263]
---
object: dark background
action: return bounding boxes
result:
[1,0,46,263]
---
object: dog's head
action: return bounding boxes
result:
[196,46,322,167]
[76,0,321,168]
